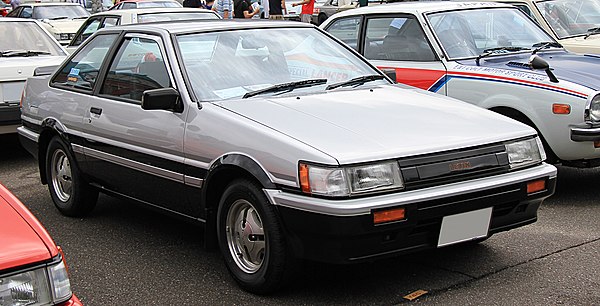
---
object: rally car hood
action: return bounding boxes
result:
[559,34,600,55]
[216,85,534,164]
[0,56,65,82]
[471,50,600,90]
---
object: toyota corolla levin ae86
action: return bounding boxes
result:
[18,20,556,293]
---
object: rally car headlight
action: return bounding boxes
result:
[505,137,545,169]
[0,257,72,305]
[585,94,600,122]
[299,162,404,197]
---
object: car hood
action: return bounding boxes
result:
[41,19,84,33]
[0,56,65,82]
[559,34,600,55]
[216,85,534,164]
[470,50,600,90]
[0,194,52,271]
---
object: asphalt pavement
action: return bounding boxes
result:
[1,133,598,305]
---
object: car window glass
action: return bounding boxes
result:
[0,21,65,55]
[101,37,171,102]
[72,18,102,46]
[513,4,533,18]
[33,5,89,19]
[22,7,33,18]
[122,2,136,9]
[53,34,118,91]
[364,16,436,61]
[137,12,219,23]
[103,17,120,26]
[325,16,361,51]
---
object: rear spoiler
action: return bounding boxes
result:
[34,65,60,77]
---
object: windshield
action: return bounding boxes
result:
[427,8,555,59]
[535,0,600,38]
[0,21,65,56]
[138,1,183,8]
[176,28,385,101]
[34,5,90,20]
[137,11,218,23]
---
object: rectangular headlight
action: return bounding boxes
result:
[505,137,545,169]
[0,257,72,306]
[299,162,403,197]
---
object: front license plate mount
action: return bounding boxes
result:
[437,207,492,248]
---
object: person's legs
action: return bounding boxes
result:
[300,13,310,23]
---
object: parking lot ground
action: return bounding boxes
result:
[1,134,599,305]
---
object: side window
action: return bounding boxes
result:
[365,16,436,61]
[122,2,136,9]
[100,36,171,102]
[52,34,118,91]
[71,18,102,47]
[103,17,120,27]
[22,7,33,18]
[325,16,361,51]
[513,4,533,18]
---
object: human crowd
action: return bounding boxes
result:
[183,0,315,23]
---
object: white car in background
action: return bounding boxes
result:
[475,0,600,54]
[7,3,90,45]
[0,18,67,134]
[66,8,220,53]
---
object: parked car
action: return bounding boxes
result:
[322,1,600,168]
[1,2,11,17]
[473,0,600,54]
[7,3,90,45]
[0,183,82,305]
[18,20,556,294]
[109,0,183,10]
[312,0,357,25]
[82,0,115,13]
[0,18,67,135]
[66,7,220,53]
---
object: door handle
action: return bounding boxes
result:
[90,107,102,115]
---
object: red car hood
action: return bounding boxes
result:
[0,185,58,271]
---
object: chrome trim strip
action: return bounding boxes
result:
[83,146,184,184]
[264,163,557,217]
[184,158,210,170]
[20,114,42,126]
[16,126,39,142]
[184,175,204,188]
[71,143,85,154]
[571,126,600,134]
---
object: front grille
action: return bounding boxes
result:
[399,143,510,190]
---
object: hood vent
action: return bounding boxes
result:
[506,61,532,69]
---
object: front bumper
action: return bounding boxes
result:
[0,103,20,134]
[266,163,556,263]
[570,123,600,141]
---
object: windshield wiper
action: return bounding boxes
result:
[0,50,51,57]
[49,16,69,20]
[475,46,530,66]
[325,74,385,90]
[585,27,600,39]
[242,78,327,99]
[531,41,563,54]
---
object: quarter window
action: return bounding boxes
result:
[326,16,361,51]
[100,37,171,102]
[52,34,118,91]
[364,16,436,61]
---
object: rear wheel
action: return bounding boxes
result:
[46,136,98,217]
[318,13,328,25]
[217,179,294,294]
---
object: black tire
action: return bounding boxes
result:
[318,13,327,25]
[217,179,294,294]
[45,136,98,217]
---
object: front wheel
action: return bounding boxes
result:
[46,136,98,217]
[217,179,294,294]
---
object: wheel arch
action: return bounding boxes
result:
[37,118,69,185]
[202,153,277,249]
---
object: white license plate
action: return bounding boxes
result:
[437,207,492,247]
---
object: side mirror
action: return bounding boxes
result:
[141,88,183,113]
[529,55,558,83]
[381,68,397,83]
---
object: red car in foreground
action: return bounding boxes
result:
[0,183,82,305]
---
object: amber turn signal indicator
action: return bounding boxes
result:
[373,207,406,224]
[299,163,311,194]
[594,141,600,148]
[552,103,570,114]
[527,179,546,194]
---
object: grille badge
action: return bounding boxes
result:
[449,161,472,172]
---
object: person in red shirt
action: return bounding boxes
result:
[292,0,314,23]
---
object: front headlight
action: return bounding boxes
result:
[59,33,70,41]
[505,137,545,169]
[0,257,72,306]
[299,161,404,197]
[585,94,600,122]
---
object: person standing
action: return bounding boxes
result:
[262,0,269,19]
[268,0,285,20]
[7,0,20,10]
[212,0,232,19]
[292,0,313,23]
[183,0,202,8]
[234,0,258,18]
